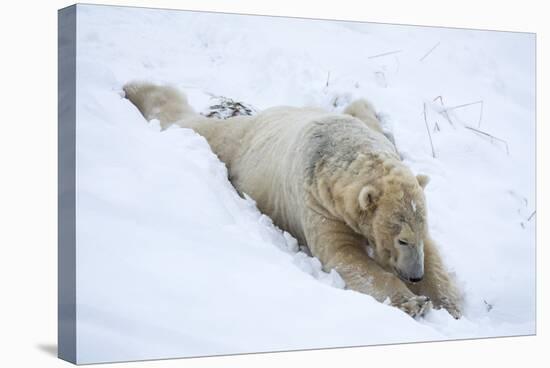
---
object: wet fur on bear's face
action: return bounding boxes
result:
[358,167,430,283]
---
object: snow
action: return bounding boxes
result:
[73,4,536,364]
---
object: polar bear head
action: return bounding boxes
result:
[357,166,430,283]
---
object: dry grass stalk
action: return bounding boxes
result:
[432,95,455,127]
[420,42,441,62]
[444,100,484,128]
[464,126,510,155]
[423,103,437,158]
[368,50,402,59]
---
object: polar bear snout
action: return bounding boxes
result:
[394,265,424,284]
[393,242,424,284]
[407,275,423,283]
[394,266,424,284]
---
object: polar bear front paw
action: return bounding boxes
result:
[392,295,433,318]
[439,297,462,319]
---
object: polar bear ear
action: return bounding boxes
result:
[358,185,380,211]
[416,174,430,189]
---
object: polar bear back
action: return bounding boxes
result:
[224,107,327,239]
[215,106,399,242]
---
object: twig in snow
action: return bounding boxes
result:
[445,100,484,111]
[375,71,388,88]
[528,211,536,221]
[332,97,338,108]
[423,103,436,158]
[368,50,402,59]
[483,300,494,312]
[420,42,441,62]
[432,95,455,127]
[464,126,510,155]
[478,101,484,128]
[326,71,331,87]
[508,190,528,207]
[433,96,444,104]
[445,100,484,128]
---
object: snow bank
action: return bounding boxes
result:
[74,4,535,364]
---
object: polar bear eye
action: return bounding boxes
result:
[398,239,410,246]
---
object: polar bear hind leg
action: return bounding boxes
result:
[123,82,196,129]
[343,99,384,134]
[343,98,397,146]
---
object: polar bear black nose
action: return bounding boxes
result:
[408,276,423,283]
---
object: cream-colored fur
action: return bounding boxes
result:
[343,98,384,134]
[123,82,462,319]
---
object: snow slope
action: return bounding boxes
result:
[74,4,536,364]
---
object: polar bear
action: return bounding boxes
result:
[123,82,462,319]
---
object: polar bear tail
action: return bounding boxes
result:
[123,82,197,129]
